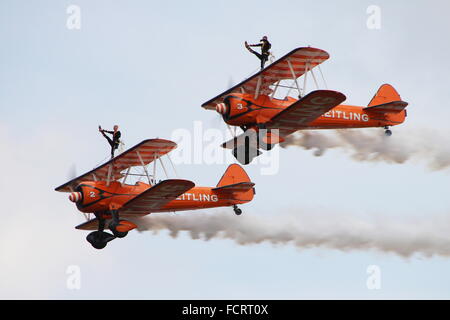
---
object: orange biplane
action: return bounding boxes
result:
[55,139,255,249]
[202,47,409,164]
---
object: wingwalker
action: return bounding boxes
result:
[55,139,255,249]
[202,46,409,164]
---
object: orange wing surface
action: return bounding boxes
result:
[221,90,346,149]
[202,47,330,110]
[55,139,177,192]
[119,179,195,216]
[266,89,346,137]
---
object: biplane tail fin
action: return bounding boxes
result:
[214,164,255,202]
[364,84,408,113]
[216,164,251,187]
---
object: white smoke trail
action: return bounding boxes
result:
[280,128,450,170]
[135,211,450,258]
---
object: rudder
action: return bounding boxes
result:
[367,84,401,107]
[364,84,408,114]
[216,164,251,187]
[215,164,255,202]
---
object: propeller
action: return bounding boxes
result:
[209,76,238,138]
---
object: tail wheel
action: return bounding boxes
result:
[385,129,392,136]
[233,205,242,216]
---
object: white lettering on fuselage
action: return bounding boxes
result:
[322,110,369,122]
[176,193,219,202]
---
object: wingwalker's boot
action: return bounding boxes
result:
[245,41,251,52]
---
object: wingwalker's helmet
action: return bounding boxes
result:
[262,36,268,40]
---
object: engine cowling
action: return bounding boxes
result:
[70,182,106,213]
[215,95,253,124]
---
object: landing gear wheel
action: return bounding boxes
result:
[86,231,114,250]
[233,205,242,216]
[109,221,129,238]
[385,129,392,136]
[91,239,107,250]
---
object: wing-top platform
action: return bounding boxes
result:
[55,139,177,192]
[202,47,330,110]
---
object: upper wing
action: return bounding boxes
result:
[55,139,177,192]
[202,47,329,110]
[119,179,195,216]
[266,90,346,137]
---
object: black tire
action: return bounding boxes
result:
[385,130,392,136]
[112,229,128,238]
[86,231,108,250]
[234,208,242,215]
[91,240,107,249]
[109,221,129,238]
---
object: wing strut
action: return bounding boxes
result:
[136,151,152,185]
[153,152,157,184]
[287,58,301,96]
[270,80,281,100]
[318,65,328,89]
[158,157,169,179]
[122,167,131,185]
[254,75,262,100]
[302,61,310,97]
[166,153,178,178]
[310,67,320,89]
[106,163,113,186]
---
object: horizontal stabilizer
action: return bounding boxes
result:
[364,100,408,113]
[213,182,255,193]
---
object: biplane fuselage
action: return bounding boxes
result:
[71,180,253,216]
[220,93,406,131]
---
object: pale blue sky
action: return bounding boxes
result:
[1,0,450,299]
